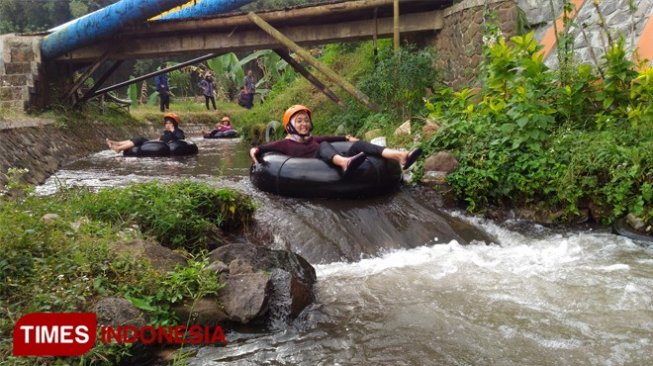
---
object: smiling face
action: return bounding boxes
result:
[291,112,312,135]
[164,120,175,131]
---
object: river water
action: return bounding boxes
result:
[38,137,653,365]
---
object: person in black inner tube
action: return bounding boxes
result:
[106,112,186,153]
[249,105,422,177]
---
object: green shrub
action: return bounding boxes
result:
[425,31,653,222]
[358,45,438,121]
[73,180,255,251]
[0,178,236,365]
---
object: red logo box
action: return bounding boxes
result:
[13,312,97,356]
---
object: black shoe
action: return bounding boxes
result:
[403,148,423,170]
[343,152,366,178]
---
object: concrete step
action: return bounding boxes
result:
[0,85,29,100]
[0,73,32,86]
[0,99,27,111]
[3,62,32,75]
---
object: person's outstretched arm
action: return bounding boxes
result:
[249,147,260,163]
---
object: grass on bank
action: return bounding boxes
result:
[0,173,255,365]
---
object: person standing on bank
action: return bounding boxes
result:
[198,72,217,110]
[154,65,170,112]
[243,69,256,109]
[249,105,422,177]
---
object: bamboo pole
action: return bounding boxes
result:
[247,12,379,111]
[273,48,343,106]
[393,0,400,53]
[88,53,218,98]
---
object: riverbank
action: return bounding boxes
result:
[3,104,651,238]
[0,107,227,187]
[0,111,154,186]
[0,108,319,365]
[0,175,318,365]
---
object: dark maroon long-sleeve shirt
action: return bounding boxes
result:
[256,136,346,158]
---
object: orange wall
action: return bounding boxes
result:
[537,0,586,59]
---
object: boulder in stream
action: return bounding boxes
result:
[208,244,316,322]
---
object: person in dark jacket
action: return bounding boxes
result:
[154,65,170,112]
[106,113,185,153]
[198,72,217,110]
[243,69,256,109]
[249,105,422,177]
[237,86,248,107]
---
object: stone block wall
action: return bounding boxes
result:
[0,34,43,113]
[431,0,518,88]
[522,0,653,68]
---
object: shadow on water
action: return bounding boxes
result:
[39,136,494,265]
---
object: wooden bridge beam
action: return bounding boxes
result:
[273,48,343,107]
[64,51,110,101]
[57,10,443,62]
[248,12,379,111]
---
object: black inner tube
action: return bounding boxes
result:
[613,216,653,244]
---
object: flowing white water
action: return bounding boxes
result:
[191,218,653,366]
[35,139,653,365]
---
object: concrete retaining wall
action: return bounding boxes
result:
[0,117,215,187]
[0,120,157,187]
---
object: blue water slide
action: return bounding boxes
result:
[41,0,191,60]
[159,0,254,20]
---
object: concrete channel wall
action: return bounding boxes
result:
[0,120,158,187]
[520,0,653,67]
[429,0,653,86]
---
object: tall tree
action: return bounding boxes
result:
[0,0,119,33]
[69,0,119,18]
[242,0,330,11]
[0,0,70,33]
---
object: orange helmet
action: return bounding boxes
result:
[282,105,311,134]
[163,112,181,126]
